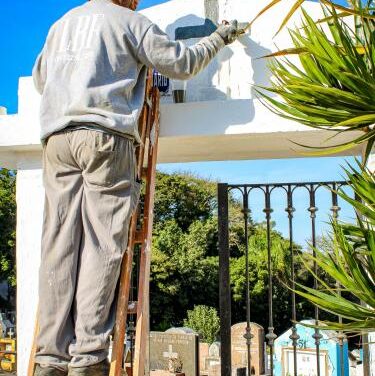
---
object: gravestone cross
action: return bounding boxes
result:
[150,331,199,376]
[8,327,15,339]
[163,345,179,360]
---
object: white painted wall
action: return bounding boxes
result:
[0,0,367,374]
[16,166,44,376]
[0,0,361,168]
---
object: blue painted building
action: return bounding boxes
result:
[274,320,349,376]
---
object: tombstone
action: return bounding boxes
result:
[200,342,210,374]
[209,342,221,358]
[166,327,197,335]
[206,342,221,376]
[231,323,265,376]
[208,364,221,376]
[150,331,199,376]
[274,320,350,376]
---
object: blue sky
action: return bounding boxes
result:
[0,0,169,114]
[1,0,356,246]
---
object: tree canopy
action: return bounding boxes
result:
[150,172,312,335]
[0,169,320,335]
[0,169,16,308]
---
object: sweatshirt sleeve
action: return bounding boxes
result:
[136,24,225,80]
[32,48,47,95]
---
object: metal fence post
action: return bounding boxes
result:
[218,183,231,376]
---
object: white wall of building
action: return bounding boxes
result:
[0,0,368,374]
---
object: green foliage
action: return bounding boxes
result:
[230,223,291,301]
[150,216,220,329]
[229,223,308,331]
[153,172,217,231]
[257,4,375,159]
[0,169,16,288]
[255,0,375,333]
[150,173,221,329]
[150,172,308,334]
[251,0,375,39]
[295,162,375,332]
[183,305,220,344]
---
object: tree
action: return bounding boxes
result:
[150,172,309,334]
[0,169,16,308]
[153,172,217,231]
[150,217,220,330]
[229,223,309,334]
[183,305,220,344]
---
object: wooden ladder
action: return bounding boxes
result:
[28,69,160,376]
[110,70,160,376]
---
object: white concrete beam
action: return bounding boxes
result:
[0,82,362,169]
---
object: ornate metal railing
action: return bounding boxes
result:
[218,181,371,376]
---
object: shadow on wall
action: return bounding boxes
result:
[166,14,232,101]
[243,38,274,98]
[164,14,275,128]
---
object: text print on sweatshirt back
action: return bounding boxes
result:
[54,14,105,63]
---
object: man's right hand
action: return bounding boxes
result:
[215,20,239,45]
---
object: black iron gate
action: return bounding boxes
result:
[218,181,371,376]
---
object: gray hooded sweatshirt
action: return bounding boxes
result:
[33,0,225,142]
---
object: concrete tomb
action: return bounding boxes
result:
[231,322,265,376]
[200,341,221,376]
[150,331,199,376]
[209,342,221,359]
[200,342,210,374]
[274,320,349,376]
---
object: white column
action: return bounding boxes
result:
[16,157,44,376]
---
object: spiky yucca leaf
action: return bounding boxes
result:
[294,163,375,333]
[252,0,375,334]
[256,6,375,160]
[248,0,375,35]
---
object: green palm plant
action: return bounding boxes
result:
[296,162,375,332]
[256,5,375,159]
[253,0,375,333]
[248,0,375,37]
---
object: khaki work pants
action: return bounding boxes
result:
[35,129,140,371]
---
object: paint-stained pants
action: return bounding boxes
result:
[35,129,140,371]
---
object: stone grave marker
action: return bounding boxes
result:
[150,331,199,376]
[206,341,221,375]
[166,327,197,335]
[209,342,221,358]
[231,322,265,376]
[200,342,210,374]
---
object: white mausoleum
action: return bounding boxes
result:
[0,0,371,374]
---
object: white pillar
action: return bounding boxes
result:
[16,158,44,376]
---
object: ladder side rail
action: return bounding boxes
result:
[110,213,138,376]
[136,70,154,180]
[27,316,39,376]
[133,87,160,376]
[110,73,154,376]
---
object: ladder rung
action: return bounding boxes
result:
[134,230,144,244]
[141,167,148,179]
[128,301,138,315]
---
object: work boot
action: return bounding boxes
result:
[34,364,67,376]
[68,360,110,376]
